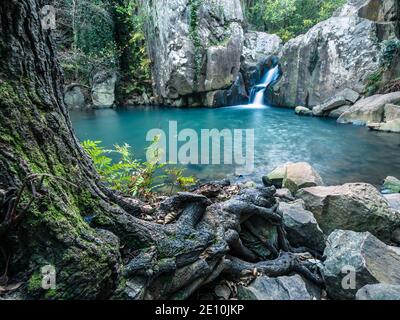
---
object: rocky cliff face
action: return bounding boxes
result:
[145,0,246,107]
[269,0,399,108]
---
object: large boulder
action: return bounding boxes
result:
[64,84,88,109]
[144,0,245,106]
[91,71,117,108]
[269,17,382,108]
[237,274,320,300]
[338,92,400,125]
[279,200,326,252]
[356,284,400,300]
[269,0,398,108]
[263,162,323,194]
[312,88,360,117]
[323,230,400,300]
[241,32,282,90]
[283,162,324,194]
[297,183,400,242]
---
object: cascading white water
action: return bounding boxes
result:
[250,65,280,106]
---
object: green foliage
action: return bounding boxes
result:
[60,44,118,85]
[165,168,198,195]
[115,0,152,96]
[82,139,197,199]
[245,0,346,42]
[58,0,118,84]
[382,39,400,67]
[364,39,400,96]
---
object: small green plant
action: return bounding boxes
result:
[165,168,198,195]
[82,138,197,199]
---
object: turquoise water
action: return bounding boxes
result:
[70,105,400,186]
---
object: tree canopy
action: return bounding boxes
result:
[244,0,346,41]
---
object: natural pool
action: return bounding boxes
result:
[70,105,400,186]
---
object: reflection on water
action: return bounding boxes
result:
[70,105,400,186]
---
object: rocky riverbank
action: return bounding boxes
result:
[202,162,400,300]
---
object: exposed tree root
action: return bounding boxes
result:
[105,184,324,300]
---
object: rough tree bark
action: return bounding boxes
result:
[0,0,322,300]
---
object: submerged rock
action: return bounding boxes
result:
[238,274,320,300]
[323,230,400,300]
[297,183,400,242]
[279,200,326,252]
[356,284,400,300]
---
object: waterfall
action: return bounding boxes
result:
[249,65,280,106]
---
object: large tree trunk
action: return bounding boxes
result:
[0,0,322,300]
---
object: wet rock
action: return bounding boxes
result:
[323,230,400,300]
[241,32,282,90]
[297,183,400,242]
[279,200,326,252]
[295,106,313,116]
[237,274,320,300]
[356,284,400,300]
[91,71,117,108]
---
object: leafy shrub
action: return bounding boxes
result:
[82,139,197,199]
